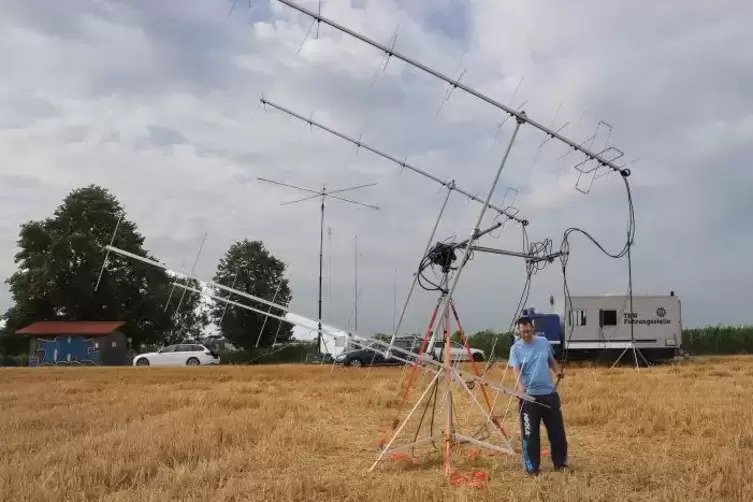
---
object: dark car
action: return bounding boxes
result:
[334,340,421,367]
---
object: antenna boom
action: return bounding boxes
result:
[275,0,627,176]
[260,97,528,226]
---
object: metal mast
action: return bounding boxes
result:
[257,177,379,356]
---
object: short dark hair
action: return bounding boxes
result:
[516,316,533,326]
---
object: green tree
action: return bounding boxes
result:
[210,240,292,350]
[0,184,205,352]
[161,276,210,344]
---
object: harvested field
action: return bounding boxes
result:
[1,356,752,502]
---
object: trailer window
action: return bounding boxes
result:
[568,309,587,326]
[599,309,618,326]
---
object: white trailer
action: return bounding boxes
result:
[563,293,682,361]
[288,313,352,360]
[319,329,353,359]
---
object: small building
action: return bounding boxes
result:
[17,321,129,366]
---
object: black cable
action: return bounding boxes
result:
[481,169,635,378]
[416,236,459,293]
[560,171,635,369]
[479,226,553,377]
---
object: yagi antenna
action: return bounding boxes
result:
[102,243,537,404]
[257,176,379,358]
[259,97,530,227]
[274,0,633,182]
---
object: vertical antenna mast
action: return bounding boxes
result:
[354,235,358,333]
[257,177,379,357]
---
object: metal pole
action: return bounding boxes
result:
[318,192,325,357]
[469,245,564,262]
[255,277,283,348]
[354,235,358,332]
[428,117,524,352]
[219,272,239,326]
[388,185,453,350]
[175,232,208,313]
[94,214,122,292]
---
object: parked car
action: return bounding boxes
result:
[433,341,486,362]
[132,343,220,367]
[334,340,485,367]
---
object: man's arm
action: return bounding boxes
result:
[548,352,564,379]
[550,356,564,378]
[508,347,526,395]
[545,340,564,379]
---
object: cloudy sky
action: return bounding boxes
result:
[1,0,751,337]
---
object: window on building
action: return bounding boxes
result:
[111,341,117,348]
[599,309,618,326]
[568,309,587,326]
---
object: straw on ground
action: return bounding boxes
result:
[1,356,752,502]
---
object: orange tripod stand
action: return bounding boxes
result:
[372,290,519,476]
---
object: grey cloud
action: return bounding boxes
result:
[145,126,188,148]
[0,95,59,129]
[1,0,752,337]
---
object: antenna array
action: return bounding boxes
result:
[259,97,529,226]
[274,0,636,180]
[95,0,645,487]
[262,0,643,475]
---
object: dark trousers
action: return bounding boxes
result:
[518,391,568,473]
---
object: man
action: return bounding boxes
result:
[508,316,568,475]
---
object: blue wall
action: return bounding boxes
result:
[35,335,100,365]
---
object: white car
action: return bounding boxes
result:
[431,341,485,362]
[132,343,220,367]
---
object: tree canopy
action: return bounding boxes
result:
[210,239,292,350]
[0,184,206,353]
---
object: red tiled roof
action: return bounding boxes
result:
[16,321,125,336]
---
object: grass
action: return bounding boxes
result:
[1,356,752,502]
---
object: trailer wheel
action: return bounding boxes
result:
[472,353,485,362]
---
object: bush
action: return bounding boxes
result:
[682,325,753,355]
[466,325,753,359]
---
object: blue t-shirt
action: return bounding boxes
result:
[508,335,556,396]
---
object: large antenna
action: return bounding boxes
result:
[273,0,633,181]
[259,98,529,227]
[257,177,379,357]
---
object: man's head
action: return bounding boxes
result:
[516,316,534,343]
